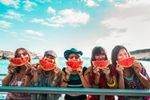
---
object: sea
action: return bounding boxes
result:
[0,57,150,75]
[0,57,150,99]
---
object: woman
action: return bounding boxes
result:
[61,48,89,100]
[2,48,32,100]
[84,46,117,100]
[27,50,62,100]
[111,45,150,100]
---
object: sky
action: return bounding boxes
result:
[0,0,150,57]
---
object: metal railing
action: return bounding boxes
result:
[0,86,150,100]
[0,74,150,100]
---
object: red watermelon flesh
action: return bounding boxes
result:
[10,55,29,66]
[92,60,109,68]
[66,61,83,70]
[39,59,55,71]
[118,57,135,68]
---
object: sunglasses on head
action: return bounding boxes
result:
[16,52,28,57]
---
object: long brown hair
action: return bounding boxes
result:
[90,46,108,67]
[90,46,111,78]
[14,48,31,73]
[111,45,130,66]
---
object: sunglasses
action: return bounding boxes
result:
[16,52,28,57]
[68,55,80,59]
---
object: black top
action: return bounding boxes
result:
[62,67,87,100]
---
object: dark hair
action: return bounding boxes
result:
[14,48,31,73]
[111,45,130,66]
[90,46,108,67]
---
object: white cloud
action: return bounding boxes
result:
[36,0,51,3]
[0,0,20,8]
[83,0,99,7]
[23,0,37,11]
[31,18,63,27]
[115,0,150,8]
[25,30,44,37]
[108,0,113,3]
[18,38,29,42]
[0,20,11,28]
[0,10,24,21]
[47,7,56,14]
[50,9,90,25]
[32,9,90,27]
[97,0,150,55]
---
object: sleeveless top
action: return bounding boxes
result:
[6,73,31,100]
[31,70,61,100]
[62,67,87,100]
[86,65,117,100]
[118,66,150,100]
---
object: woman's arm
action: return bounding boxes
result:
[104,66,117,88]
[133,62,150,88]
[2,73,13,86]
[79,74,90,88]
[84,67,92,88]
[136,72,150,88]
[51,68,62,87]
[60,72,70,87]
[116,65,125,89]
[77,67,90,88]
[23,75,32,86]
[2,65,15,86]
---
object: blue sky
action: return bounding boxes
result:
[0,0,150,57]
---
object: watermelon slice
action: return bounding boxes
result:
[66,60,83,70]
[10,55,29,66]
[117,57,135,68]
[39,59,55,71]
[92,60,109,68]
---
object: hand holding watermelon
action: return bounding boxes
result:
[102,67,110,76]
[132,61,142,75]
[8,64,16,74]
[54,67,61,76]
[116,64,124,73]
[76,67,83,76]
[93,67,100,76]
[65,66,72,76]
[24,62,33,75]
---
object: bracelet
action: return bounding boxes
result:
[119,75,123,79]
[107,79,116,87]
[63,78,70,83]
[93,80,99,86]
[25,72,32,77]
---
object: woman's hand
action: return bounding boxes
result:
[116,64,124,76]
[65,66,72,76]
[24,62,32,75]
[8,63,16,74]
[54,67,61,76]
[93,67,100,76]
[77,67,83,76]
[132,61,142,75]
[102,67,110,76]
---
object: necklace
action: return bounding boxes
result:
[124,74,134,81]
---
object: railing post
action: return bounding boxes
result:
[100,95,105,100]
